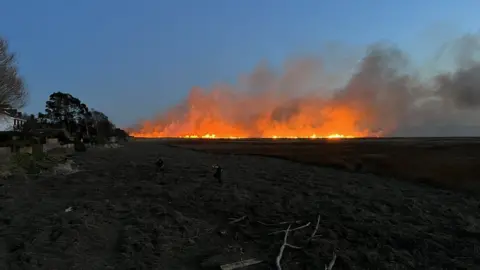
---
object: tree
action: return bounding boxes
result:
[0,38,28,111]
[91,109,115,139]
[41,92,127,143]
[37,112,47,125]
[114,128,129,140]
[44,92,90,134]
[90,110,109,123]
[21,114,37,134]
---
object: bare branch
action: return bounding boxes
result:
[258,220,303,226]
[228,215,247,224]
[0,37,28,110]
[220,258,263,270]
[284,243,302,249]
[275,224,291,270]
[270,214,334,269]
[309,215,321,240]
[275,222,310,270]
[325,252,337,270]
[269,222,311,235]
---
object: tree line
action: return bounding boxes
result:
[28,91,128,141]
[0,36,128,142]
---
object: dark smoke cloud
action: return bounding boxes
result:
[134,33,480,137]
[286,34,480,136]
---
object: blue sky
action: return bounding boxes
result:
[0,0,479,127]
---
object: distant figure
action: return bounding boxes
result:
[213,164,223,184]
[155,157,165,172]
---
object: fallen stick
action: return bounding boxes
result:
[309,215,321,240]
[258,220,303,226]
[269,222,311,235]
[275,224,304,270]
[228,215,247,224]
[220,258,263,270]
[325,252,337,270]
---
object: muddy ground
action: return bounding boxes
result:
[0,140,479,269]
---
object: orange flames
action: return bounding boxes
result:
[129,86,381,140]
[128,37,480,139]
[128,55,403,140]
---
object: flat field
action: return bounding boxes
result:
[1,139,479,269]
[169,137,480,194]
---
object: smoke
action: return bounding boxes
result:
[132,33,480,137]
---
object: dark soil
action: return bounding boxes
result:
[0,141,479,269]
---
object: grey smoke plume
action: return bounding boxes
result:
[133,33,480,137]
[318,35,480,136]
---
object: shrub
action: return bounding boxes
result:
[74,139,86,152]
[0,131,24,143]
[96,136,107,145]
[9,153,41,174]
[82,137,91,144]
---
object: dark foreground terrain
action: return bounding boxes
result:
[170,137,480,194]
[1,140,479,269]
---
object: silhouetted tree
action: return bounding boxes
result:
[91,109,115,141]
[39,92,127,143]
[44,92,90,134]
[37,112,48,126]
[114,128,129,140]
[0,37,28,112]
[21,114,36,133]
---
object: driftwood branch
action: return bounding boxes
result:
[274,214,337,269]
[228,215,247,224]
[258,220,303,226]
[275,223,307,270]
[275,224,291,270]
[325,252,337,270]
[309,215,321,240]
[220,258,263,270]
[269,222,311,235]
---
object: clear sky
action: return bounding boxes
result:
[0,0,479,127]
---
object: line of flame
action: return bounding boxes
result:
[131,133,359,140]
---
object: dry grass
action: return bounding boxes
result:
[2,140,479,269]
[169,138,480,194]
[103,143,123,149]
[0,147,79,177]
[53,159,81,175]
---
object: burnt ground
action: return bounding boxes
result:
[0,140,479,269]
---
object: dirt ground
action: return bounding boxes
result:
[0,140,479,269]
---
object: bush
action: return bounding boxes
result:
[8,139,29,152]
[5,149,77,176]
[82,137,91,144]
[28,136,41,145]
[74,140,86,152]
[0,131,24,143]
[96,136,107,145]
[114,128,129,140]
[56,131,73,144]
[9,153,41,174]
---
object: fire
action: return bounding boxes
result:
[129,87,379,139]
[131,132,355,140]
[129,59,389,140]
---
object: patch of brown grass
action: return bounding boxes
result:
[0,147,79,177]
[169,138,480,194]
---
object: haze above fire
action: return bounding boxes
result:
[131,33,480,138]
